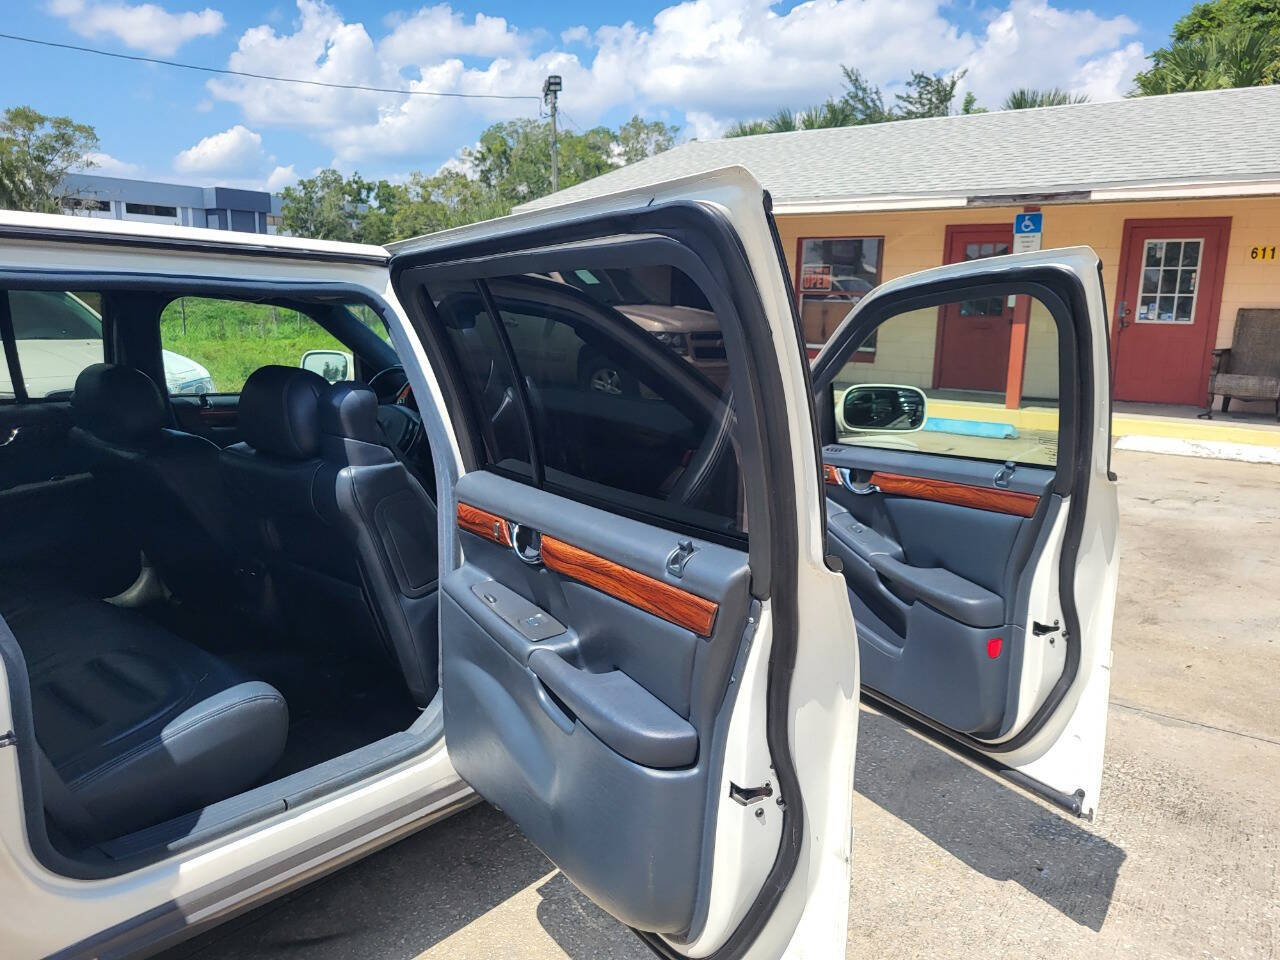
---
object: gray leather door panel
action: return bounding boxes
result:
[825,444,1052,736]
[441,471,753,935]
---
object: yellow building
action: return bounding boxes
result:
[522,86,1280,414]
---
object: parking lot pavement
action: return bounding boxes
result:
[161,450,1280,960]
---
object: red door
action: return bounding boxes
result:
[1113,218,1230,405]
[935,225,1013,392]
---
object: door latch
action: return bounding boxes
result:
[729,781,773,805]
[666,539,697,578]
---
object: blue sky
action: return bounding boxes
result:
[2,0,1183,191]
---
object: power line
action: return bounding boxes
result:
[0,31,542,102]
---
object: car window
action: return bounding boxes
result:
[431,264,744,539]
[2,290,106,400]
[831,291,1060,468]
[158,296,359,395]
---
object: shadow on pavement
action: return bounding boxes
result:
[855,708,1126,931]
[157,802,641,960]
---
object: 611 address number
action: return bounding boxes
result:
[1251,245,1277,260]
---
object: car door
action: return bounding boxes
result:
[811,246,1119,819]
[386,168,858,958]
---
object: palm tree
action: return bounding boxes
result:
[1002,88,1090,109]
[1134,29,1280,94]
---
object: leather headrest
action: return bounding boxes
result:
[72,363,166,444]
[320,381,382,444]
[238,365,328,459]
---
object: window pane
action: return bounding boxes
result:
[1145,242,1163,268]
[832,292,1059,468]
[1161,241,1182,266]
[1157,296,1175,322]
[159,297,352,395]
[440,265,744,537]
[797,237,882,349]
[1141,268,1160,294]
[1159,269,1178,295]
[1178,270,1197,295]
[1175,296,1193,322]
[1181,241,1201,267]
[6,290,105,399]
[432,279,535,481]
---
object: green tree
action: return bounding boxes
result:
[1134,0,1280,93]
[838,67,895,124]
[895,69,967,119]
[616,115,679,163]
[279,169,363,242]
[0,106,99,213]
[1002,87,1089,109]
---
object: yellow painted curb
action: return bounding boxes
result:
[928,399,1280,449]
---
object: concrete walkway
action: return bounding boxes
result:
[160,449,1280,960]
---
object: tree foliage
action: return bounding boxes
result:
[1135,0,1280,94]
[280,114,678,243]
[0,106,99,213]
[1002,88,1090,109]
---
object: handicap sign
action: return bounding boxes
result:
[1013,212,1043,253]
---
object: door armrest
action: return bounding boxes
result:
[867,554,1003,628]
[529,650,697,769]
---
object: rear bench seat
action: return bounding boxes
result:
[0,581,288,843]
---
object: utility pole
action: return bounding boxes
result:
[543,74,562,193]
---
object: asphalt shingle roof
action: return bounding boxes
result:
[518,86,1280,212]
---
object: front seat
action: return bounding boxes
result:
[0,580,288,843]
[69,363,236,607]
[220,367,439,705]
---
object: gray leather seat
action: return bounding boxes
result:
[69,363,237,608]
[0,581,288,842]
[220,367,440,706]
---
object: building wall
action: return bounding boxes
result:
[778,195,1280,404]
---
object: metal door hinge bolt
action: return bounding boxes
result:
[0,730,16,748]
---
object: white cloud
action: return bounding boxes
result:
[79,151,142,176]
[207,0,1148,168]
[173,124,265,174]
[47,0,225,56]
[265,164,297,191]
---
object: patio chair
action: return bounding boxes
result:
[1203,308,1280,420]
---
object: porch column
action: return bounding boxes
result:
[1005,294,1030,409]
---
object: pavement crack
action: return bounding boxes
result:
[1111,698,1280,747]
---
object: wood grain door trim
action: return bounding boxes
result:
[541,535,719,638]
[869,471,1040,518]
[456,502,512,546]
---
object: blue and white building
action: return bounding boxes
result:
[59,173,284,234]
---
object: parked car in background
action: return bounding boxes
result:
[0,289,213,399]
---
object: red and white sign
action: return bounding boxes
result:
[800,263,831,292]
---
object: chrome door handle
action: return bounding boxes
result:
[0,427,19,448]
[835,468,879,495]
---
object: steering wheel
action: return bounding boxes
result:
[368,363,414,407]
[367,363,426,462]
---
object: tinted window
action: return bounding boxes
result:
[432,265,744,538]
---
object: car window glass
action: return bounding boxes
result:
[3,290,105,400]
[158,296,353,395]
[832,291,1060,467]
[430,264,744,539]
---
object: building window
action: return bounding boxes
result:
[125,203,178,218]
[796,237,883,354]
[62,197,111,212]
[1137,239,1201,323]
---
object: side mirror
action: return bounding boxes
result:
[838,383,927,433]
[300,349,351,384]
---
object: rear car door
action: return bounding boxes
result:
[388,168,858,958]
[812,247,1119,819]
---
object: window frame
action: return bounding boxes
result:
[792,235,884,359]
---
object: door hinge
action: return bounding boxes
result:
[729,781,773,806]
[0,730,16,749]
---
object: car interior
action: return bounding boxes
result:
[0,252,749,895]
[0,285,441,867]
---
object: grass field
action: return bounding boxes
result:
[159,297,387,393]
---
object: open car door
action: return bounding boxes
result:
[811,247,1119,819]
[386,168,858,958]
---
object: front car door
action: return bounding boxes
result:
[813,246,1119,818]
[387,167,859,958]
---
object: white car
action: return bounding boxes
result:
[0,167,1118,959]
[0,290,214,398]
